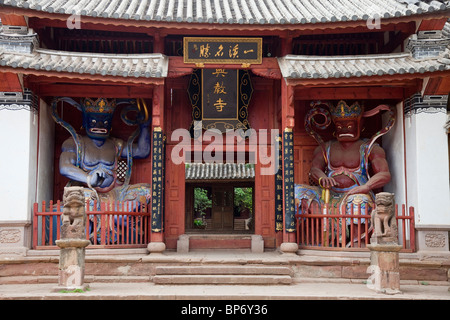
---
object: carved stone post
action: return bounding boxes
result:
[367,192,402,294]
[54,187,90,292]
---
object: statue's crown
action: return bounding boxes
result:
[82,98,116,114]
[330,100,363,120]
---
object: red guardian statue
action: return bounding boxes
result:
[295,100,396,246]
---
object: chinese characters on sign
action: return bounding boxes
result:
[188,68,253,135]
[184,37,262,64]
[151,128,164,233]
[202,68,238,120]
[283,129,295,233]
[275,134,283,232]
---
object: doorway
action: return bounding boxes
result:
[186,183,254,233]
[212,186,234,230]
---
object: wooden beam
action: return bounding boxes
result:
[424,77,450,95]
[0,72,23,92]
[294,86,406,100]
[152,84,164,128]
[0,66,164,86]
[168,56,281,79]
[33,83,154,98]
[0,13,27,26]
[281,80,295,129]
[418,18,448,31]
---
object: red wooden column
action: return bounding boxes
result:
[280,79,298,253]
[147,83,166,254]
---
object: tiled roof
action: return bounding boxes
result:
[278,51,449,80]
[443,19,450,38]
[1,0,448,25]
[0,47,169,78]
[185,163,255,180]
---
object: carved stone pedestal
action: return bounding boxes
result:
[54,239,90,292]
[367,242,402,295]
[53,186,90,292]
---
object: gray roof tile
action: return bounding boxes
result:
[0,47,169,78]
[278,51,449,80]
[2,0,448,25]
[185,163,255,180]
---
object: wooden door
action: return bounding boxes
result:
[212,186,234,230]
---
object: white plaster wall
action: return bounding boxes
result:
[0,109,38,221]
[382,102,407,207]
[405,111,450,225]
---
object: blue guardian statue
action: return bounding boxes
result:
[51,97,151,205]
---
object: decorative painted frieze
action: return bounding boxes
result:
[0,89,38,113]
[404,93,448,117]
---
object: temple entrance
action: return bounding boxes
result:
[211,186,234,230]
[185,181,255,234]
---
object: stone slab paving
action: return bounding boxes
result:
[0,279,449,300]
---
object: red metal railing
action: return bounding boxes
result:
[33,200,151,249]
[295,202,416,252]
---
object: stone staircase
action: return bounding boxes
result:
[153,265,293,285]
[1,249,448,286]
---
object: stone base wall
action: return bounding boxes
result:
[416,225,450,259]
[0,220,31,256]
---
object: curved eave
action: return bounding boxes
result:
[0,64,166,85]
[1,4,450,33]
[279,52,450,86]
[284,69,450,87]
[0,48,169,84]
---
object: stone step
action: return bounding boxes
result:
[177,234,264,253]
[153,265,293,285]
[155,265,292,276]
[0,275,152,285]
[153,274,293,285]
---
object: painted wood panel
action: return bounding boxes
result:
[164,144,185,249]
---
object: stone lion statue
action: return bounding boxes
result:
[61,186,86,239]
[371,192,397,240]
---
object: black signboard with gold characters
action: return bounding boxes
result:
[188,68,253,135]
[151,128,164,233]
[184,37,262,65]
[283,129,295,233]
[275,133,283,232]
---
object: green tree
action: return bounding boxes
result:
[234,187,253,213]
[194,188,212,217]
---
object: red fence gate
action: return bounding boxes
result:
[295,202,415,252]
[33,200,151,249]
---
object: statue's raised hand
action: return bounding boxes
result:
[87,168,114,189]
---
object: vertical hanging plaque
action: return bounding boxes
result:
[188,68,252,135]
[151,128,163,232]
[275,133,283,232]
[283,129,295,232]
